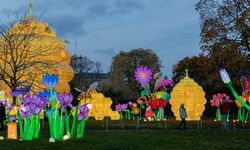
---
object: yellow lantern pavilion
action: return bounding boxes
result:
[0,2,74,96]
[170,70,206,121]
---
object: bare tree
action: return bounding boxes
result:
[70,55,94,74]
[93,61,102,74]
[0,18,58,104]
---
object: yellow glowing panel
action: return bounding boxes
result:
[7,122,17,139]
[79,91,120,120]
[170,73,206,121]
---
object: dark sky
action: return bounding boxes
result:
[0,0,201,78]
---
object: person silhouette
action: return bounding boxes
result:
[0,103,6,131]
[178,103,187,129]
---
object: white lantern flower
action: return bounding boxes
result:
[63,135,69,141]
[49,137,55,143]
[219,69,231,83]
[86,104,92,109]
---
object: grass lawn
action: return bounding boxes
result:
[0,119,250,150]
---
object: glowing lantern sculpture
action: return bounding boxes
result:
[220,69,250,110]
[170,70,206,121]
[79,90,120,120]
[0,6,74,95]
[7,122,17,139]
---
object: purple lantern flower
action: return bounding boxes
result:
[134,66,153,84]
[8,104,16,111]
[25,102,41,115]
[115,103,128,112]
[42,73,59,88]
[57,93,73,108]
[0,100,8,107]
[10,87,30,97]
[9,116,16,122]
[160,80,174,87]
[10,91,21,97]
[128,101,133,106]
[19,94,48,118]
[32,94,48,108]
[78,104,89,121]
[20,94,32,103]
[19,104,32,118]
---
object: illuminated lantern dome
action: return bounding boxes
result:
[0,3,74,94]
[170,70,206,121]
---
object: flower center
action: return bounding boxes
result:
[140,72,146,78]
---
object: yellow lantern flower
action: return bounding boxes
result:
[9,106,18,116]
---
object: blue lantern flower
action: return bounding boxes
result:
[42,73,59,88]
[38,90,50,100]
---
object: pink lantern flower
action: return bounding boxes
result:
[210,93,232,107]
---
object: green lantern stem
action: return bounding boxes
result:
[226,82,250,110]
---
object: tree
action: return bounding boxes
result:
[172,47,250,117]
[70,54,103,89]
[109,48,161,98]
[196,0,250,59]
[70,55,94,74]
[0,18,57,104]
[93,61,102,74]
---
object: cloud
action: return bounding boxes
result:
[0,0,201,78]
[45,14,86,37]
[110,0,144,15]
[93,48,116,56]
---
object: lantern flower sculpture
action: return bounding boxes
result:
[42,73,59,88]
[42,73,91,141]
[10,87,30,97]
[131,102,140,116]
[210,93,232,121]
[7,104,18,122]
[57,93,73,108]
[240,75,250,105]
[115,103,130,119]
[235,97,249,122]
[76,104,89,139]
[42,73,68,141]
[134,66,173,121]
[137,98,145,119]
[10,87,30,104]
[17,94,48,140]
[148,98,168,120]
[70,104,90,139]
[219,69,250,111]
[219,69,231,84]
[134,66,153,84]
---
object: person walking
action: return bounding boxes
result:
[0,103,6,131]
[220,97,230,130]
[178,103,187,129]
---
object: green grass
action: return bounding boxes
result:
[0,119,250,150]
